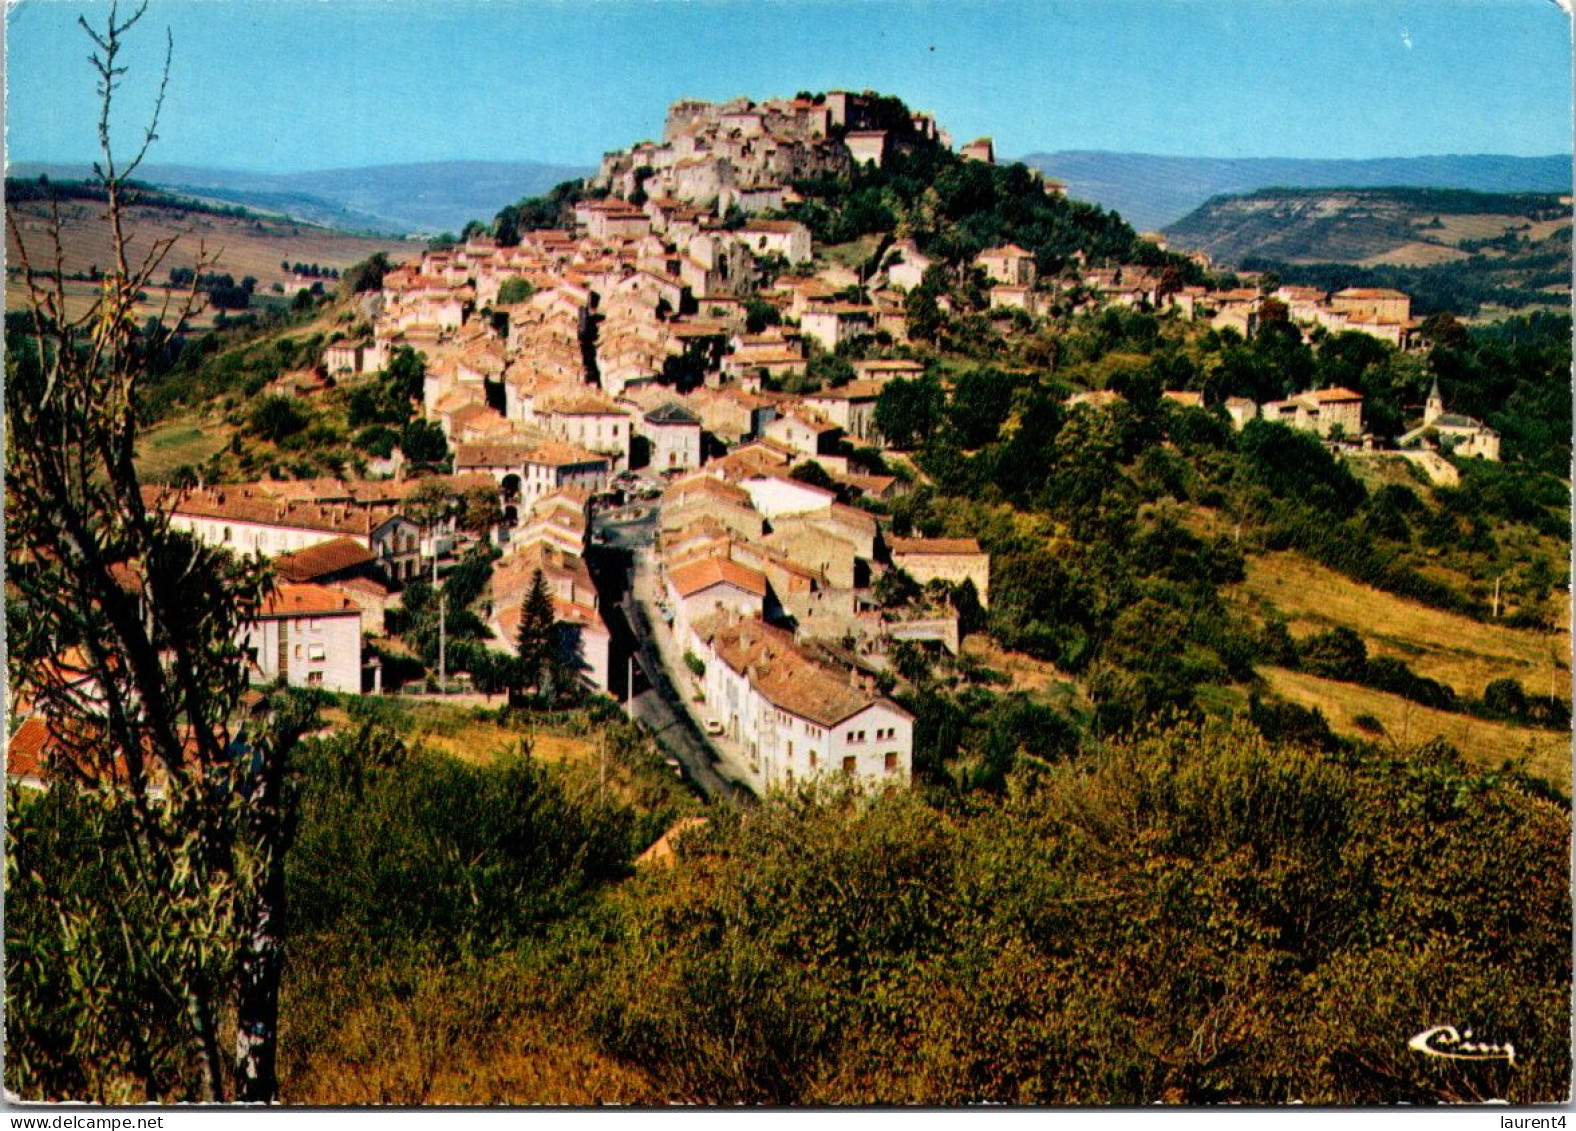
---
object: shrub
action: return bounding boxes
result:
[249,395,309,443]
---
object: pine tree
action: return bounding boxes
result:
[513,568,556,702]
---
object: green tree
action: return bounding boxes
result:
[874,374,944,449]
[950,578,987,637]
[744,299,782,334]
[385,346,426,405]
[403,478,452,564]
[399,419,449,464]
[512,569,557,704]
[457,482,504,535]
[496,276,536,305]
[249,395,309,443]
[339,252,390,295]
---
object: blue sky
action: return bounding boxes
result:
[6,0,1571,172]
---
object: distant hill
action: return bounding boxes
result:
[1164,186,1571,318]
[5,180,415,327]
[8,160,591,237]
[1016,152,1572,232]
[1163,186,1571,265]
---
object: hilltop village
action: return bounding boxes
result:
[64,91,1501,795]
[9,39,1573,1105]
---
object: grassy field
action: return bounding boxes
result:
[136,415,236,482]
[321,700,597,767]
[1262,666,1570,793]
[1234,551,1570,701]
[817,234,883,272]
[1359,241,1470,268]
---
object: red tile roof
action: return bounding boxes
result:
[667,557,769,599]
[272,537,375,583]
[6,716,55,780]
[257,583,361,619]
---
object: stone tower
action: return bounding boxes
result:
[1424,377,1444,425]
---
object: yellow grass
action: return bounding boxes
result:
[1234,552,1571,701]
[1262,666,1570,793]
[318,703,596,767]
[418,721,596,767]
[817,234,883,271]
[3,277,233,329]
[1524,216,1573,241]
[1358,241,1468,268]
[283,1001,658,1105]
[1427,213,1530,243]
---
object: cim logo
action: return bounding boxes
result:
[1408,1025,1517,1066]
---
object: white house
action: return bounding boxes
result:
[243,583,363,694]
[455,439,613,513]
[763,410,843,457]
[665,556,769,651]
[803,381,883,444]
[734,219,813,265]
[149,486,424,581]
[492,596,612,693]
[976,244,1037,287]
[641,402,704,471]
[541,396,635,470]
[1398,379,1501,460]
[799,303,875,351]
[693,615,913,791]
[742,475,838,519]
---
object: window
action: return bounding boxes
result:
[306,672,324,687]
[842,756,857,776]
[885,753,899,774]
[309,618,322,633]
[787,740,794,761]
[809,750,817,769]
[308,643,326,662]
[293,644,303,659]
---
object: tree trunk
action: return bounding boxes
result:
[233,741,289,1103]
[187,989,227,1103]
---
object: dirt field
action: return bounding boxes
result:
[1262,666,1569,793]
[1234,552,1571,701]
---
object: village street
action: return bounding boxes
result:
[589,502,754,806]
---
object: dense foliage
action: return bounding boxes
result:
[572,723,1569,1104]
[787,144,1198,280]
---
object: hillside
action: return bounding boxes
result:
[11,76,1575,1108]
[1020,151,1572,232]
[1164,187,1571,317]
[1164,186,1571,264]
[9,160,591,237]
[5,182,415,325]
